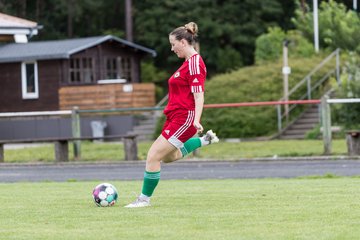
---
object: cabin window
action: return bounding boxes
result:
[105,57,131,81]
[121,57,132,82]
[69,58,94,84]
[21,62,39,99]
[106,57,121,79]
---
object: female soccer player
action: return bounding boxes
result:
[125,22,219,208]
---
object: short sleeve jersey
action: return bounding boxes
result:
[164,54,206,114]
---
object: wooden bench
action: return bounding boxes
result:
[0,134,138,162]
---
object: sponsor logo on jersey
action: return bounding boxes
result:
[165,130,170,135]
[174,72,180,78]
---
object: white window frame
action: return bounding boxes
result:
[21,61,39,99]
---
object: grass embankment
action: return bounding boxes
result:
[3,139,348,163]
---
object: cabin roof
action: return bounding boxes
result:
[0,12,38,28]
[0,35,157,63]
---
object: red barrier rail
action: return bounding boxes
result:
[204,99,321,108]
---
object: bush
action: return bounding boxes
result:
[255,27,314,64]
[255,27,286,64]
[332,52,360,129]
[305,124,321,139]
[292,0,360,52]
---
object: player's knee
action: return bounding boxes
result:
[146,153,159,165]
[162,150,181,163]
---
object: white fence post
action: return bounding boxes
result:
[321,96,332,155]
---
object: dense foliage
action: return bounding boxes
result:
[0,0,126,39]
[133,0,296,75]
[255,27,314,64]
[332,52,360,128]
[293,0,360,52]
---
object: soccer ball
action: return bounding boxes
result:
[92,183,118,207]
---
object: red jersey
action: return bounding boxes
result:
[164,54,206,115]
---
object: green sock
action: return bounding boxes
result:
[180,138,201,157]
[141,171,160,197]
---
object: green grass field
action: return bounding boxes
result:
[3,139,348,163]
[1,178,359,240]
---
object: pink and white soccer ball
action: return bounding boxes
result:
[92,183,118,207]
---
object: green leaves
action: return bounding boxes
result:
[292,0,360,52]
[333,52,360,128]
[133,0,296,75]
[255,27,314,64]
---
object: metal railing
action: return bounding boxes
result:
[277,48,341,132]
[0,110,71,118]
[321,97,360,154]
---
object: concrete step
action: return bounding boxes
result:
[301,112,319,118]
[304,108,319,114]
[283,129,309,135]
[290,123,317,130]
[127,112,159,141]
[279,134,305,140]
[278,104,320,139]
[296,118,320,124]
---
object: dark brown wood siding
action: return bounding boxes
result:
[0,39,150,113]
[0,63,21,112]
[0,60,61,112]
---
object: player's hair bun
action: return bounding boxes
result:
[184,22,198,36]
[170,22,199,45]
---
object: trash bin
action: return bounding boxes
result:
[346,130,360,156]
[91,121,107,141]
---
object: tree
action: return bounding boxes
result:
[293,0,360,52]
[133,0,296,75]
[255,27,313,64]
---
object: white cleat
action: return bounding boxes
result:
[124,197,151,208]
[204,130,219,144]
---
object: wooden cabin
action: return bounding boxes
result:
[0,35,157,112]
[0,12,41,43]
